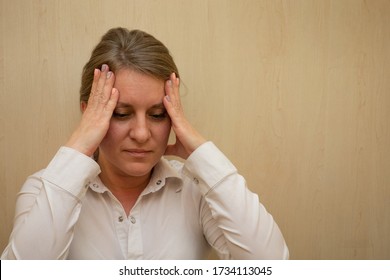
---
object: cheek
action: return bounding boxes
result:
[153,122,171,143]
[101,122,127,144]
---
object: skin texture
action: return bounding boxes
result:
[66,65,206,213]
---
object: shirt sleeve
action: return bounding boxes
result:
[1,147,100,260]
[182,141,289,259]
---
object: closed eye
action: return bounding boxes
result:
[112,112,130,119]
[150,112,167,120]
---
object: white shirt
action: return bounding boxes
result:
[1,142,289,259]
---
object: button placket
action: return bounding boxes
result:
[127,207,143,258]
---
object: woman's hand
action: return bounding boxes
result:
[163,73,206,159]
[66,64,119,156]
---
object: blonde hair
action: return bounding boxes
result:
[80,27,179,102]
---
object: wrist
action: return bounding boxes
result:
[65,133,97,157]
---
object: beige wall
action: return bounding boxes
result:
[1,0,389,259]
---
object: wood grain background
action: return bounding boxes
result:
[1,0,389,259]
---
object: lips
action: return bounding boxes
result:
[123,149,152,158]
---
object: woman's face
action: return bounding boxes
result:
[98,68,171,180]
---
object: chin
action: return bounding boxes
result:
[121,161,157,178]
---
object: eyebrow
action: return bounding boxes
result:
[115,102,165,109]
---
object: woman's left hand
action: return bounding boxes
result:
[163,73,206,159]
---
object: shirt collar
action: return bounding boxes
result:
[87,158,183,194]
[147,157,183,194]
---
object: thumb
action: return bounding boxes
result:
[164,138,189,159]
[164,144,176,156]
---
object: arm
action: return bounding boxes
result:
[1,65,118,259]
[163,74,289,259]
[1,148,100,259]
[184,142,289,259]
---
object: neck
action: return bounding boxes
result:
[98,166,152,215]
[100,170,151,192]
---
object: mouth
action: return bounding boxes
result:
[123,149,152,158]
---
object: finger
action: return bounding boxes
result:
[101,70,115,103]
[89,64,110,106]
[167,73,180,101]
[164,73,183,116]
[90,68,101,97]
[104,87,119,117]
[163,82,178,119]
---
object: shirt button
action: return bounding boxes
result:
[156,180,162,185]
[193,178,199,184]
[130,216,136,224]
[118,216,124,222]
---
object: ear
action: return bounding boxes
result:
[80,101,88,113]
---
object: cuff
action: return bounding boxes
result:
[41,146,101,197]
[183,142,237,195]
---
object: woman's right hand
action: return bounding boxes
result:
[65,64,119,156]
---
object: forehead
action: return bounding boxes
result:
[114,69,165,105]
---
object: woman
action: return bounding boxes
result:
[1,28,289,259]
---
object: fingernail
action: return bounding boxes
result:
[107,71,112,78]
[101,64,108,71]
[167,80,172,86]
[165,95,171,102]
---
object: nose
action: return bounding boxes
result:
[129,116,151,143]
